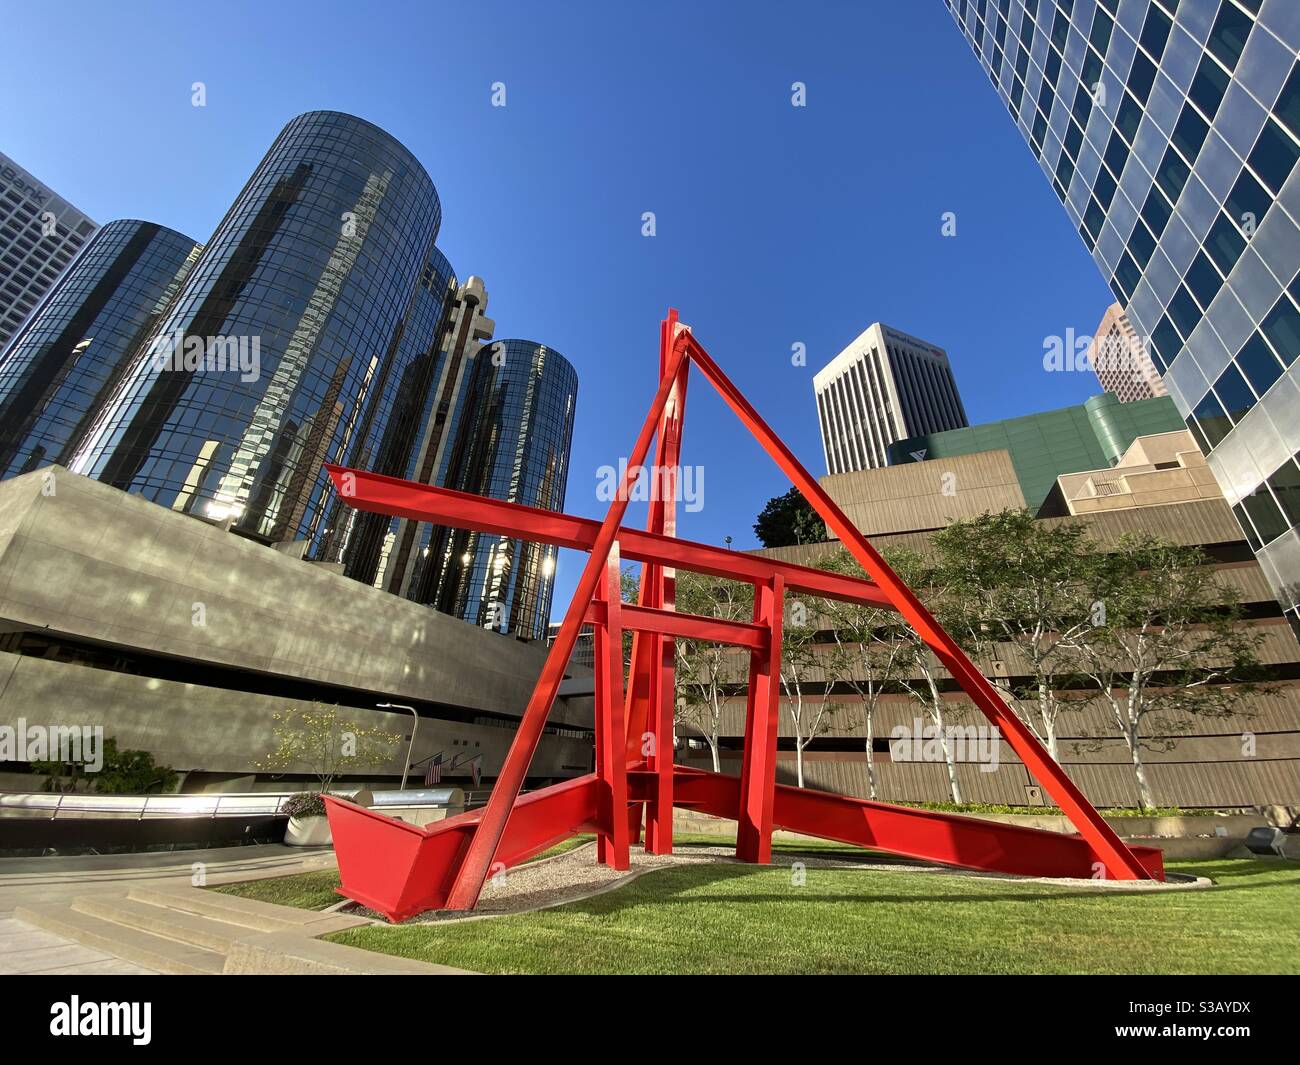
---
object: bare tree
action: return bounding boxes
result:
[885,548,966,803]
[818,549,914,799]
[673,571,753,772]
[779,592,852,788]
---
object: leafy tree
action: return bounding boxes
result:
[673,571,753,771]
[1059,533,1268,811]
[258,702,403,795]
[32,738,178,794]
[932,510,1096,761]
[817,549,915,799]
[754,487,827,548]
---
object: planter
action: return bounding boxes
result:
[285,814,333,847]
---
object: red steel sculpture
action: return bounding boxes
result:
[323,311,1164,921]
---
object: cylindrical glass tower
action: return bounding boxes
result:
[427,339,577,641]
[0,220,201,478]
[70,112,443,567]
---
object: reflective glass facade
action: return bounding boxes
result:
[350,245,459,587]
[425,339,577,641]
[946,0,1300,626]
[0,220,201,478]
[70,111,443,574]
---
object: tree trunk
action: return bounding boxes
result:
[864,706,877,800]
[1039,681,1059,761]
[1127,723,1156,811]
[795,739,805,788]
[708,736,720,773]
[932,695,962,804]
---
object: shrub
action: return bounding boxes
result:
[282,792,327,819]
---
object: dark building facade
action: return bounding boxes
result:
[0,220,200,478]
[426,339,577,641]
[69,111,445,575]
[945,0,1300,630]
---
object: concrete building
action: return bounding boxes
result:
[0,468,593,793]
[814,323,967,474]
[945,0,1300,631]
[1043,428,1224,515]
[890,390,1186,511]
[0,220,202,479]
[0,152,97,349]
[677,437,1300,809]
[1087,302,1168,401]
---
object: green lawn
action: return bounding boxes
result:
[323,857,1300,975]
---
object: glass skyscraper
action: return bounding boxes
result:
[0,111,578,640]
[946,0,1300,629]
[425,339,577,641]
[70,111,445,575]
[0,219,200,478]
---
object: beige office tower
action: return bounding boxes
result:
[813,322,967,474]
[1087,303,1168,403]
[0,152,98,348]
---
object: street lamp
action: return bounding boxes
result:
[378,702,418,790]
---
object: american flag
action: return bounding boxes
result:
[424,752,443,787]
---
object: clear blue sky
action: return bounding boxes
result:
[1,0,1115,616]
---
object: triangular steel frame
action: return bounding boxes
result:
[323,311,1163,921]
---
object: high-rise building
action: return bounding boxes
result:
[374,273,495,601]
[814,322,968,474]
[1087,301,1168,400]
[69,112,447,577]
[425,339,578,641]
[0,220,201,479]
[3,112,578,640]
[0,152,97,348]
[944,0,1300,629]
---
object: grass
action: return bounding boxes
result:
[211,868,343,910]
[322,857,1300,975]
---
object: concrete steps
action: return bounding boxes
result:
[16,900,226,975]
[15,885,473,975]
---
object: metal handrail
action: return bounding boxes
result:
[0,788,464,821]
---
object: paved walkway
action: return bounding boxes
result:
[0,845,336,975]
[0,917,155,974]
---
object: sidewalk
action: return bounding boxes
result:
[0,844,336,975]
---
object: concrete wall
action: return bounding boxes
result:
[0,650,591,783]
[0,468,593,784]
[822,449,1026,536]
